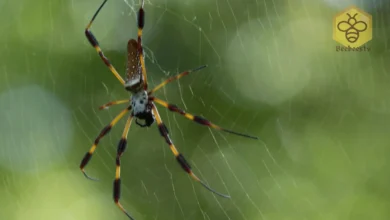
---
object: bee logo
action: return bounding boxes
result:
[337,13,367,43]
[333,6,372,48]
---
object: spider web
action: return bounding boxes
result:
[0,0,390,219]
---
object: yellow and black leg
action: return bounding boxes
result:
[151,97,258,139]
[151,104,230,198]
[137,0,148,90]
[99,100,130,110]
[113,115,135,220]
[148,65,207,95]
[80,106,132,180]
[85,0,125,85]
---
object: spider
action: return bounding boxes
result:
[80,0,258,219]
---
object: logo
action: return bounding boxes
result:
[333,6,372,51]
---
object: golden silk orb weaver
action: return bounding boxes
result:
[79,0,259,219]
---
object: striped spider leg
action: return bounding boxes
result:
[80,0,258,219]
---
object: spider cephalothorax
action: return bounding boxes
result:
[80,0,258,219]
[130,90,154,127]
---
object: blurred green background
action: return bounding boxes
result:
[1,0,390,219]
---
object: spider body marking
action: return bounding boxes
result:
[130,90,154,127]
[80,0,259,219]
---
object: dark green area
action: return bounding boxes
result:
[0,0,389,219]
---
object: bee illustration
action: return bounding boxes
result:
[337,13,368,43]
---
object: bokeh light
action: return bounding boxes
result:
[0,85,73,173]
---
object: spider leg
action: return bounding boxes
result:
[151,97,258,139]
[113,114,136,220]
[80,106,132,180]
[85,0,125,85]
[137,0,148,90]
[99,100,130,110]
[151,104,230,198]
[148,65,207,95]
